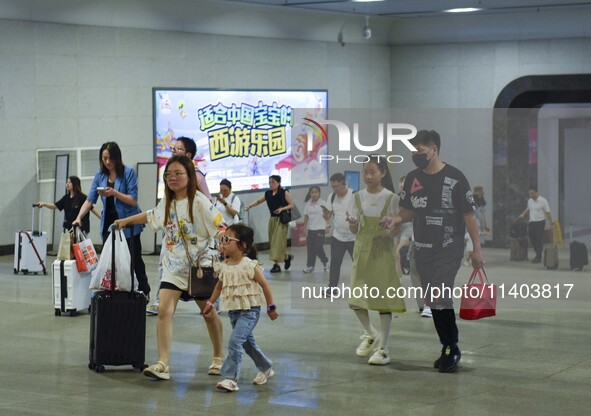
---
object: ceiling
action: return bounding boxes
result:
[225,0,591,18]
[0,0,590,44]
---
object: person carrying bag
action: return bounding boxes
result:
[113,155,225,380]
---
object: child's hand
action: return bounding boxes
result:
[268,310,278,320]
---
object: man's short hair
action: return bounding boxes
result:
[220,179,232,189]
[529,185,538,192]
[176,136,197,160]
[413,130,441,153]
[330,173,346,183]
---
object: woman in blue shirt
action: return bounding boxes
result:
[74,141,151,298]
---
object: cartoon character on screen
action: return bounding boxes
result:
[248,156,260,176]
[178,100,187,119]
[156,125,175,154]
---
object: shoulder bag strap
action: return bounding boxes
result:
[174,201,209,272]
[380,194,394,218]
[174,201,195,268]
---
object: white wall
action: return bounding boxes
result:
[0,19,391,247]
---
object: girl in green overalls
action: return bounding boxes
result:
[346,155,406,365]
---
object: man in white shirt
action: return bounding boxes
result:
[324,173,356,289]
[214,179,242,226]
[519,186,554,263]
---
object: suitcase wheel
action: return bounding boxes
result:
[95,365,105,373]
[55,309,61,316]
[133,363,147,372]
[13,268,17,275]
[69,309,77,317]
[88,362,95,370]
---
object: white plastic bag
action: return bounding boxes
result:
[90,229,132,292]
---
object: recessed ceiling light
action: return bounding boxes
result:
[443,7,482,13]
[354,0,385,3]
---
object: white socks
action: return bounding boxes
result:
[354,309,393,350]
[378,313,392,350]
[353,309,376,337]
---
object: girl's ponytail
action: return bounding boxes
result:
[246,242,258,260]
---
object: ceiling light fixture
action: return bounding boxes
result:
[443,7,482,13]
[338,23,346,47]
[363,16,371,40]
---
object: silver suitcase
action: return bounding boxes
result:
[14,205,47,275]
[52,259,92,316]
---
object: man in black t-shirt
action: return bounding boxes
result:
[380,130,483,373]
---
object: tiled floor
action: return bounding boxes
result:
[1,246,590,415]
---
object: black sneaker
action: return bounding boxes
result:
[270,264,281,273]
[284,255,293,270]
[433,346,444,368]
[532,257,542,263]
[437,346,461,373]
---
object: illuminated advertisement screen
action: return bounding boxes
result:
[153,89,328,197]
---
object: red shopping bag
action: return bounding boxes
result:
[459,267,496,320]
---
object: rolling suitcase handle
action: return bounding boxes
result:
[31,204,42,236]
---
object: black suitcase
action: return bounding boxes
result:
[570,241,588,271]
[89,226,147,373]
[510,219,528,239]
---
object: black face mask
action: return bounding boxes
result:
[412,152,430,170]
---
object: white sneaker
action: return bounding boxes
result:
[146,304,159,316]
[356,331,379,357]
[217,378,239,392]
[368,348,391,365]
[252,368,275,385]
[421,306,432,318]
[323,262,330,272]
[303,267,314,273]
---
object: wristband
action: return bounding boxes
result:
[206,300,214,307]
[267,304,276,312]
[223,202,227,206]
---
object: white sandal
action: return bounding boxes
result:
[143,360,170,380]
[208,357,223,375]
